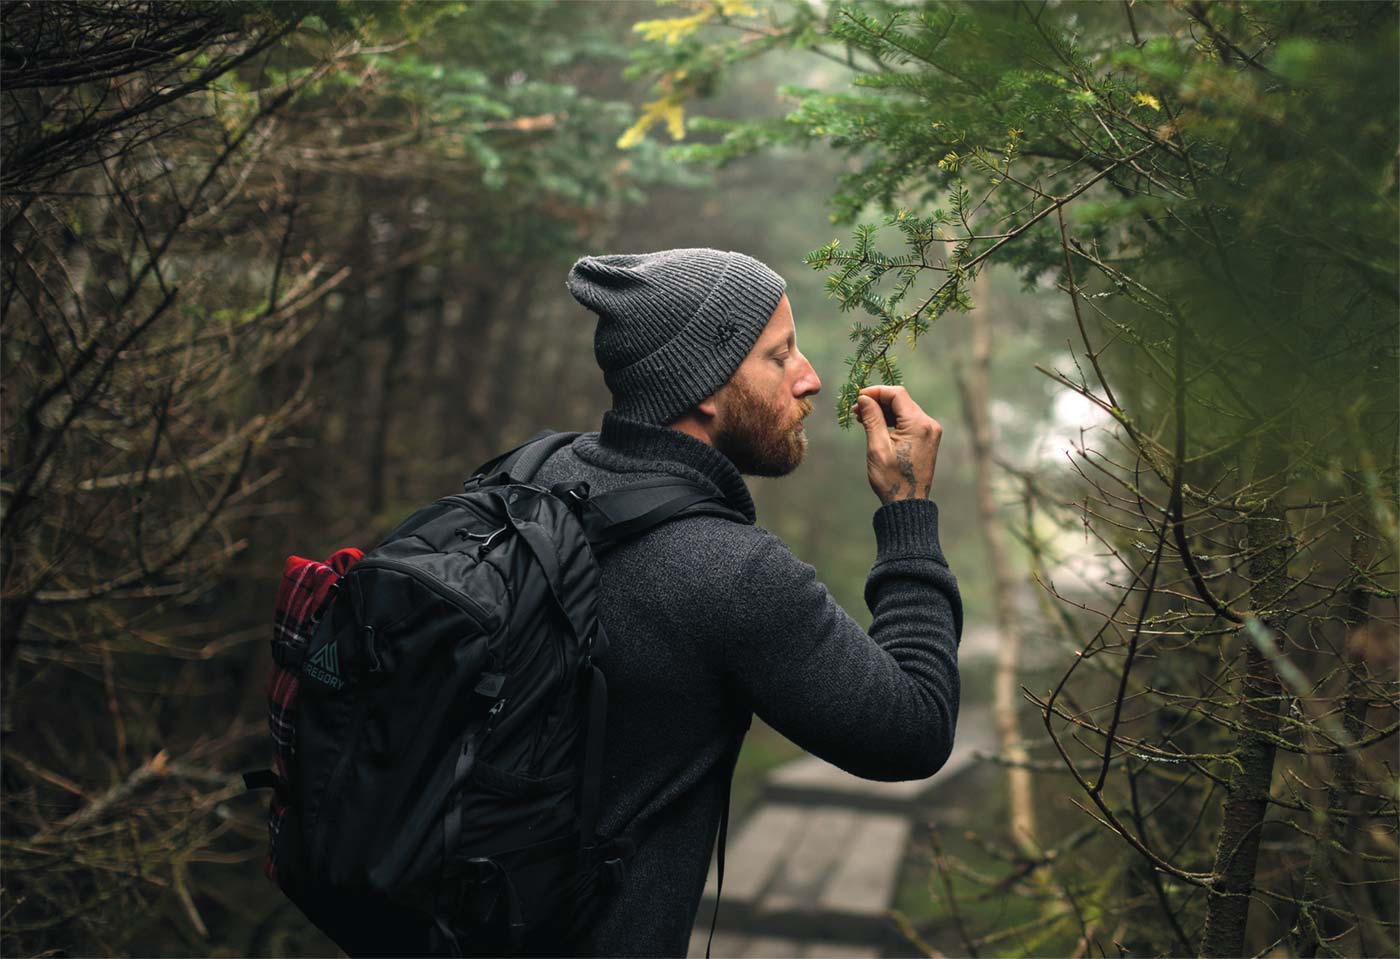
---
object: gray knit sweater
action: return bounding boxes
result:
[531,412,963,958]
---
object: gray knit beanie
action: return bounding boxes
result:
[565,248,787,425]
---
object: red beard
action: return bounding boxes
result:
[712,376,814,477]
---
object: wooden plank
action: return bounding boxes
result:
[707,803,810,902]
[817,812,911,916]
[760,806,862,913]
[688,929,750,958]
[804,944,881,958]
[743,936,805,958]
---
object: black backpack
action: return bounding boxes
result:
[246,430,749,957]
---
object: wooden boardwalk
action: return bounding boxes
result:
[687,708,993,959]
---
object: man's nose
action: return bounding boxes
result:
[795,352,821,397]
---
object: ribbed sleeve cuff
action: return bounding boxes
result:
[873,498,947,566]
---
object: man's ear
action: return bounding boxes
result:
[666,393,721,446]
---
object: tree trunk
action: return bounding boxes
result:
[0,593,32,732]
[957,273,1036,852]
[1291,526,1374,957]
[367,262,414,517]
[485,272,537,452]
[1199,497,1291,957]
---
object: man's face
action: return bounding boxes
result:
[711,295,822,477]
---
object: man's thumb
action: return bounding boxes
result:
[854,396,888,441]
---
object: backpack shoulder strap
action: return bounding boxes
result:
[577,478,748,554]
[467,429,581,485]
[511,431,580,482]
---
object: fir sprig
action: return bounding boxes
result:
[808,178,987,428]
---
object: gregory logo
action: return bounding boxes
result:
[305,642,344,690]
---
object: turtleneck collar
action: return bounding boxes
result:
[573,411,757,523]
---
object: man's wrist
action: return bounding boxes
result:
[877,491,931,506]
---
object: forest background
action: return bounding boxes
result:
[1,1,1396,957]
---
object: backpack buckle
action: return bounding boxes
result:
[551,481,591,511]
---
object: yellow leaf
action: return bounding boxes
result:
[632,11,713,45]
[662,100,685,139]
[617,123,647,151]
[1132,91,1162,111]
[617,95,687,150]
[717,0,758,15]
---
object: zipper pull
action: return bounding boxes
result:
[480,526,509,551]
[363,625,384,673]
[483,699,507,738]
[459,525,509,552]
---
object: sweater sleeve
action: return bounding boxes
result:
[720,498,963,781]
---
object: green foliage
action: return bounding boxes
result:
[245,0,462,38]
[0,3,704,955]
[631,1,1400,955]
[634,0,1398,470]
[618,0,823,148]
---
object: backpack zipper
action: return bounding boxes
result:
[352,557,497,626]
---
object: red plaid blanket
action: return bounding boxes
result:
[263,546,362,880]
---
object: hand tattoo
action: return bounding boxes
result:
[895,442,920,497]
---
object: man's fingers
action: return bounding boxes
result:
[858,385,921,427]
[852,396,890,445]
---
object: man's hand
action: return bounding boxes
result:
[851,386,942,505]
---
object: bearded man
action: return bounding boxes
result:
[531,248,963,957]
